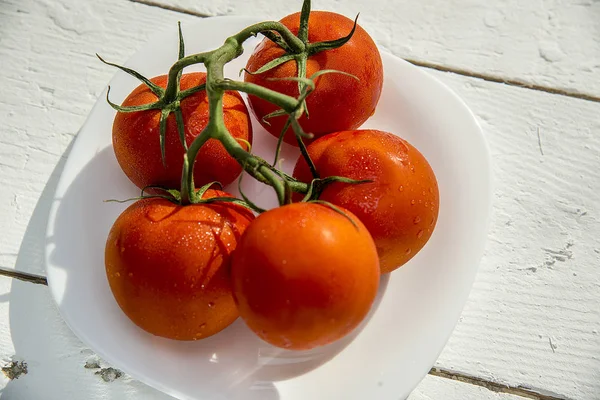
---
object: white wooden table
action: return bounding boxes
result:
[1,0,599,399]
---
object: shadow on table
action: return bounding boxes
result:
[3,142,175,399]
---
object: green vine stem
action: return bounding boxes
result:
[101,19,311,206]
[101,0,362,208]
[243,0,360,179]
[161,18,316,205]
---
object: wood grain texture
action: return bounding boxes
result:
[426,68,600,400]
[0,0,599,399]
[144,0,600,99]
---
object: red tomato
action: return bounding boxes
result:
[231,202,380,350]
[244,11,383,145]
[112,72,252,189]
[104,190,254,340]
[293,130,439,273]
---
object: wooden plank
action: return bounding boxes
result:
[139,0,600,100]
[426,69,600,400]
[1,0,599,399]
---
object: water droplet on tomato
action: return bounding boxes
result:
[115,272,121,278]
[422,191,426,196]
[429,187,434,194]
[413,216,421,224]
[146,208,166,223]
[417,230,424,238]
[128,272,133,277]
[200,323,207,329]
[405,248,412,255]
[116,238,125,253]
[398,185,404,192]
[411,200,416,205]
[208,302,215,309]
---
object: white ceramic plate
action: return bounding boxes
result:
[45,16,491,400]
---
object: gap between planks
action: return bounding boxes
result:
[0,267,570,400]
[429,368,570,400]
[0,266,47,285]
[129,0,600,104]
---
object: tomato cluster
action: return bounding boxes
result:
[104,6,438,351]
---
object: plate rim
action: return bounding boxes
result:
[45,15,492,400]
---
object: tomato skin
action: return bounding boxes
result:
[231,202,380,350]
[104,190,254,341]
[244,11,383,145]
[293,130,439,273]
[112,72,252,189]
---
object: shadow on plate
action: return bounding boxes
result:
[43,145,391,399]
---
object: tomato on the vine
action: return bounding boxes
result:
[244,11,383,145]
[112,72,252,190]
[231,202,380,350]
[293,130,439,273]
[104,189,254,341]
